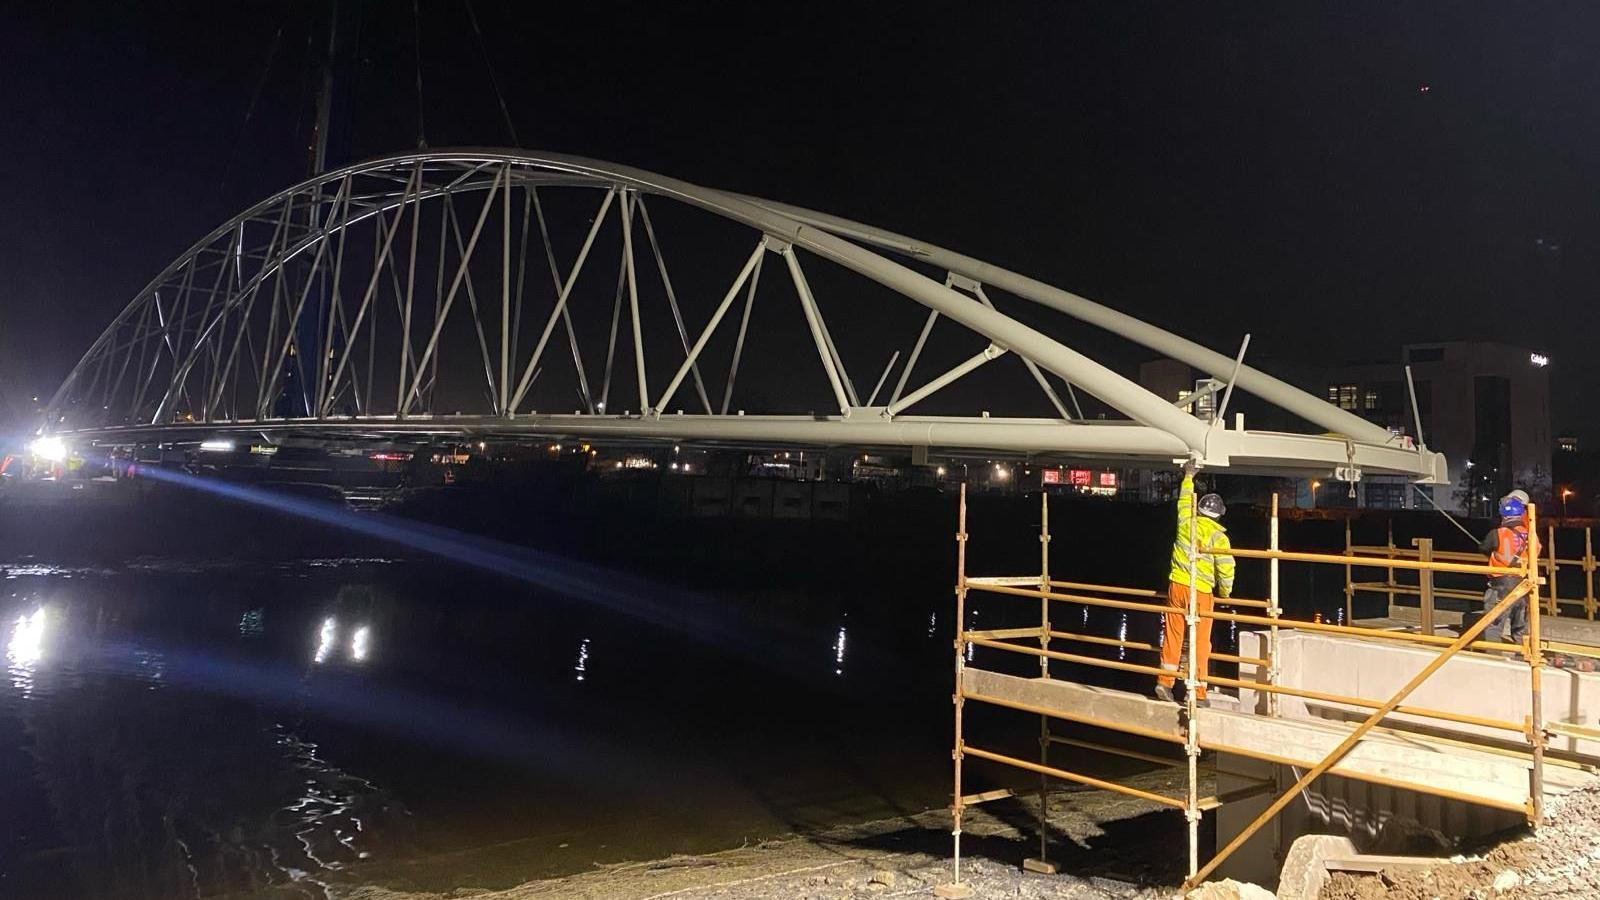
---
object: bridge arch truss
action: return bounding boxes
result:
[44,150,1445,482]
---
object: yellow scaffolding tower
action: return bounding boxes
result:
[941,480,1549,892]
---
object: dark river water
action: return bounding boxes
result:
[0,552,979,899]
[0,482,1424,900]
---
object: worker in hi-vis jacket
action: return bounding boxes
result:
[1479,493,1535,645]
[1156,464,1234,706]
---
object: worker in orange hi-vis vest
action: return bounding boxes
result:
[1479,494,1536,645]
[1155,463,1234,706]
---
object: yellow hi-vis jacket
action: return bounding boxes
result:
[1169,474,1235,596]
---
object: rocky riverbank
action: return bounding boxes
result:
[1318,784,1600,900]
[338,767,1207,900]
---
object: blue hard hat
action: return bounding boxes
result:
[1499,496,1526,520]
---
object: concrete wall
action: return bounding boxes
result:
[1214,626,1600,886]
[1237,629,1600,756]
[1215,751,1527,888]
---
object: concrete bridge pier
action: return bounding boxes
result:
[1211,627,1600,885]
[1212,752,1532,885]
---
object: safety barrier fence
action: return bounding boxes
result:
[945,484,1553,892]
[1343,519,1600,624]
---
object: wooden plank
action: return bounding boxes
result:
[1196,779,1276,811]
[956,787,1015,807]
[1324,855,1452,874]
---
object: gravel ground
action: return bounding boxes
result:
[1319,784,1600,900]
[336,767,1205,900]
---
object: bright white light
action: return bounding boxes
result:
[994,465,1009,481]
[199,439,235,452]
[7,609,46,666]
[1531,353,1550,367]
[314,617,338,664]
[833,626,848,676]
[30,436,67,462]
[350,625,371,662]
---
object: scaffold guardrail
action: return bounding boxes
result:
[943,483,1555,892]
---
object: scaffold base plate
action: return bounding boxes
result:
[1022,857,1059,874]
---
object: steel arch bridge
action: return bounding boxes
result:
[42,149,1446,482]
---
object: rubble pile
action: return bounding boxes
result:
[1320,784,1600,899]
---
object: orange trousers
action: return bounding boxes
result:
[1158,580,1214,698]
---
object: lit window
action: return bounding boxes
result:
[1363,389,1379,411]
[1329,384,1359,410]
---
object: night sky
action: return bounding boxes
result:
[3,3,1598,437]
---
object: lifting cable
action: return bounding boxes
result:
[217,22,285,200]
[1411,482,1482,545]
[465,0,521,146]
[412,0,428,149]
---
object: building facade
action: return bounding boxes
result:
[1318,343,1551,514]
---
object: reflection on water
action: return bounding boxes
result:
[573,637,590,682]
[4,564,117,578]
[315,617,377,666]
[9,607,46,665]
[239,608,266,636]
[8,606,47,693]
[132,646,166,685]
[0,556,955,899]
[351,625,372,663]
[314,616,339,664]
[274,726,388,883]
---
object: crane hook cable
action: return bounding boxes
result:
[1411,482,1483,545]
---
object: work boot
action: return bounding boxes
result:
[1153,684,1176,704]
